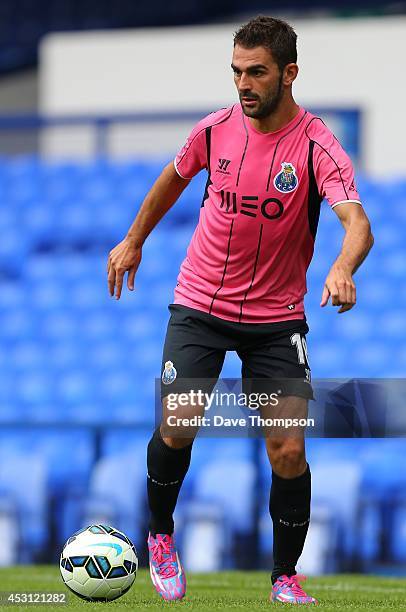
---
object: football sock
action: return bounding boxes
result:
[147,426,193,536]
[269,463,311,584]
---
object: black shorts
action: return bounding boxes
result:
[160,304,313,401]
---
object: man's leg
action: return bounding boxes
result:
[259,396,310,582]
[260,396,316,604]
[147,304,226,600]
[147,395,204,601]
[237,317,316,603]
[147,394,204,537]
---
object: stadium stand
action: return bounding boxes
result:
[0,156,405,569]
[0,1,394,74]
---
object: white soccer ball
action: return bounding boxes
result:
[60,524,138,601]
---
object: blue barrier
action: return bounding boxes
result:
[0,108,361,162]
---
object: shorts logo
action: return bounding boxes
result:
[274,162,299,193]
[162,360,177,385]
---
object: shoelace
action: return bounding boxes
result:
[278,574,309,598]
[150,535,177,579]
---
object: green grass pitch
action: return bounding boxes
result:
[0,567,405,611]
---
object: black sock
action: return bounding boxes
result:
[147,427,193,536]
[269,463,311,585]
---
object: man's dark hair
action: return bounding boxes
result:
[234,16,297,72]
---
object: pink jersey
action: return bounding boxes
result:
[173,105,361,323]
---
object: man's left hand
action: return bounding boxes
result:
[320,263,356,314]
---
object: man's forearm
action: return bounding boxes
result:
[335,219,374,275]
[126,162,189,248]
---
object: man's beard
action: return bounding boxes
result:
[240,72,284,119]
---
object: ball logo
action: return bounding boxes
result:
[274,162,299,193]
[88,542,123,556]
[162,360,177,385]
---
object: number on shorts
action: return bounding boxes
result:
[290,333,309,366]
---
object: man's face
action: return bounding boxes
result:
[232,44,284,119]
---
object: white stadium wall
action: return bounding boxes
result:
[39,17,405,176]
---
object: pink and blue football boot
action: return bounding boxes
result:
[271,574,318,604]
[148,533,186,600]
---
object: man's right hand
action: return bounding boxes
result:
[106,162,190,300]
[107,237,142,300]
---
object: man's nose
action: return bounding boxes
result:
[239,72,252,91]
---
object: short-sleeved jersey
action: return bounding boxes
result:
[173,104,361,323]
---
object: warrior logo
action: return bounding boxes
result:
[274,162,299,193]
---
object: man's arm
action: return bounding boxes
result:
[320,202,374,313]
[107,161,190,299]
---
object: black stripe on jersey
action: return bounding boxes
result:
[201,127,212,208]
[310,114,347,148]
[307,140,323,240]
[305,117,349,200]
[265,111,308,191]
[238,223,263,322]
[177,105,235,168]
[236,111,249,187]
[209,219,235,315]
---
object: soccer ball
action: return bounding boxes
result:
[60,524,138,601]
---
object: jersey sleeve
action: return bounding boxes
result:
[312,127,361,209]
[174,118,209,180]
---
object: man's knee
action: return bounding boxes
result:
[161,394,204,447]
[160,431,195,450]
[266,438,306,474]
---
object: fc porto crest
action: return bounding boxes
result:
[162,360,177,385]
[274,162,299,193]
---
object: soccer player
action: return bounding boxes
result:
[107,16,373,605]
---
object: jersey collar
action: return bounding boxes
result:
[243,106,306,139]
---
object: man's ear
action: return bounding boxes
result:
[283,63,299,86]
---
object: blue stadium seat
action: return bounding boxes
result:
[82,450,147,545]
[0,497,19,564]
[311,461,362,565]
[0,373,24,422]
[69,280,108,310]
[29,281,68,311]
[192,458,256,535]
[0,429,95,495]
[359,439,406,495]
[0,281,25,312]
[0,450,48,562]
[78,310,117,341]
[0,206,17,233]
[25,255,59,282]
[389,496,406,563]
[100,429,150,457]
[176,500,234,571]
[0,309,37,344]
[57,203,96,242]
[45,340,85,372]
[21,200,56,243]
[39,309,78,341]
[0,229,29,274]
[189,438,255,511]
